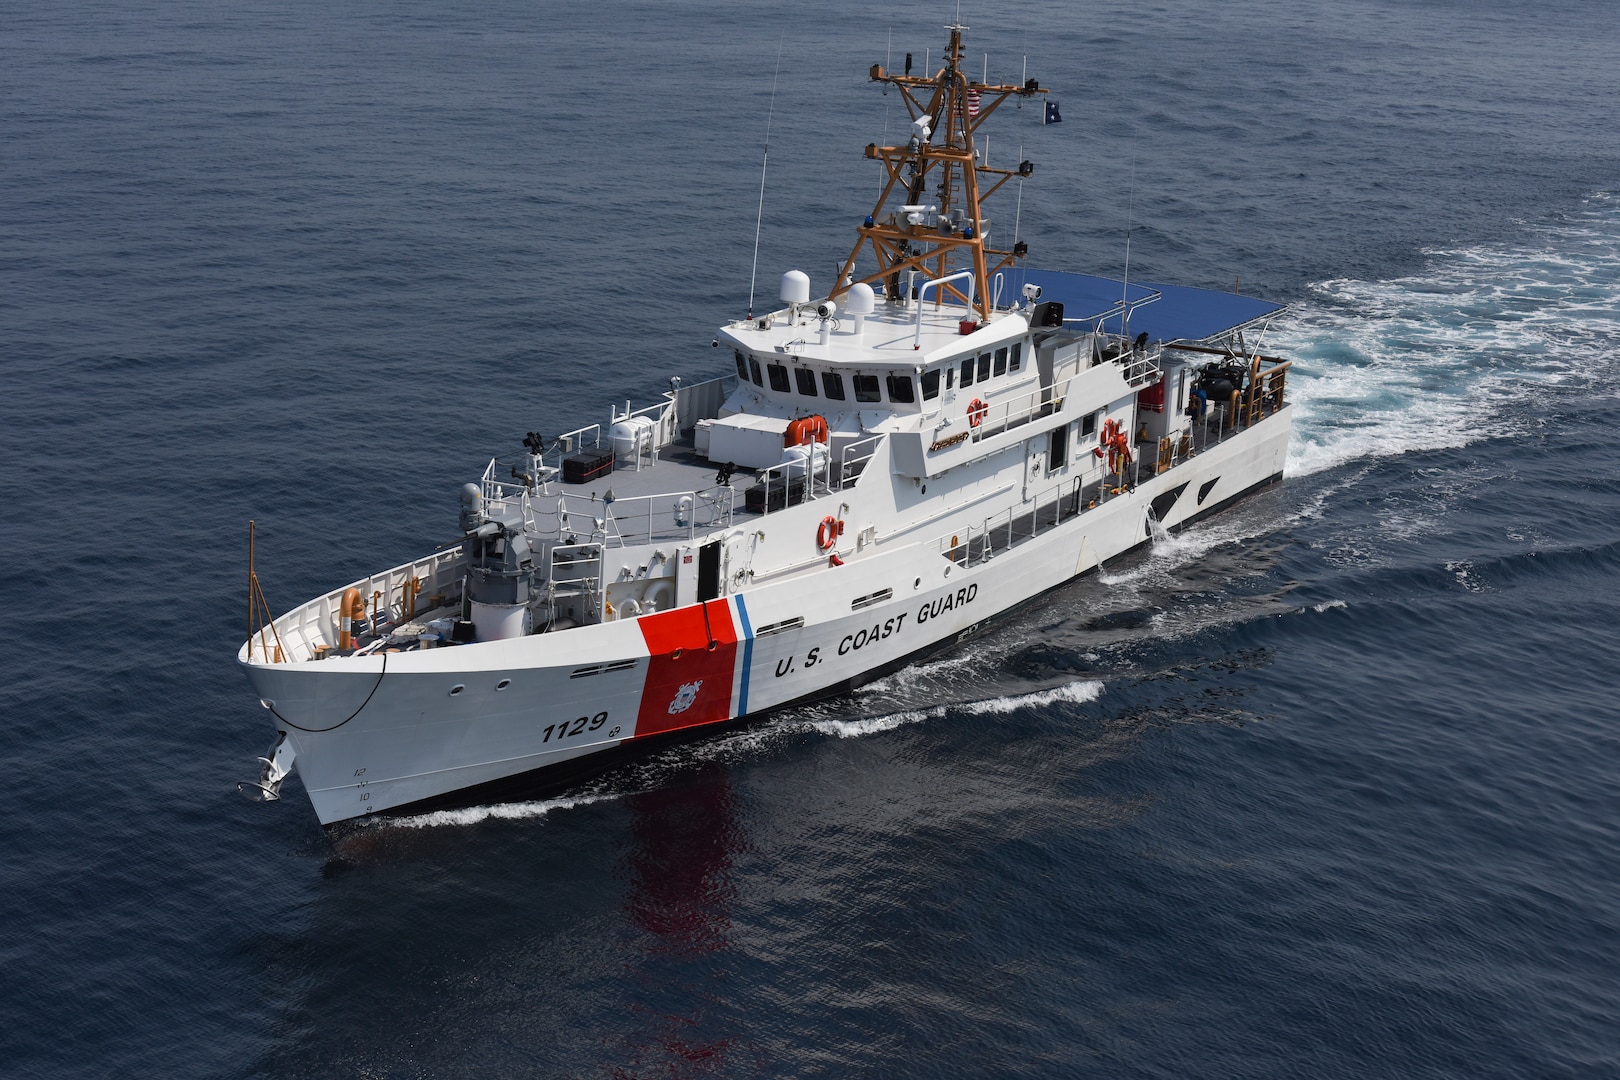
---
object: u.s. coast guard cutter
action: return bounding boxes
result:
[238,25,1295,826]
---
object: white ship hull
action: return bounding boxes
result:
[242,411,1289,825]
[236,27,1302,827]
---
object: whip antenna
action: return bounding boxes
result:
[881,30,892,196]
[747,39,785,322]
[1121,150,1136,338]
[1013,142,1025,247]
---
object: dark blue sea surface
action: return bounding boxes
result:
[4,1,1619,1076]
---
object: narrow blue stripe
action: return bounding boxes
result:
[734,594,753,716]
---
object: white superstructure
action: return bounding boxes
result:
[237,25,1295,827]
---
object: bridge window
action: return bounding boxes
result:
[1010,342,1023,372]
[960,358,974,387]
[767,363,790,392]
[977,353,992,383]
[994,347,1008,376]
[854,374,882,402]
[887,375,916,403]
[795,367,818,396]
[921,369,940,400]
[734,350,749,381]
[822,371,847,400]
[749,357,763,385]
[1081,412,1098,437]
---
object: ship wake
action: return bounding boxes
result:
[1276,191,1620,478]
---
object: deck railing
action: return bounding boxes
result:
[534,485,738,546]
[552,423,604,460]
[837,434,883,488]
[255,546,467,662]
[480,455,556,505]
[971,381,1068,441]
[928,478,1089,569]
[1120,348,1162,388]
[753,454,833,516]
[541,373,737,474]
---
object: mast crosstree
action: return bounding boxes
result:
[832,24,1046,322]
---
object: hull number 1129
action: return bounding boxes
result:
[543,711,609,743]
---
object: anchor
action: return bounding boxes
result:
[236,728,296,803]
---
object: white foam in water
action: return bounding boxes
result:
[954,680,1105,715]
[377,793,610,829]
[1098,509,1265,587]
[1273,193,1620,477]
[856,648,1002,696]
[812,680,1105,737]
[1099,466,1372,589]
[810,708,940,738]
[1445,560,1487,594]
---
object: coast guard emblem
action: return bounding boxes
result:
[668,680,702,714]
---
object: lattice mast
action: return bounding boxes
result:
[832,24,1046,323]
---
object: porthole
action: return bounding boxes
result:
[449,684,465,697]
[671,648,683,659]
[495,679,511,691]
[914,578,921,589]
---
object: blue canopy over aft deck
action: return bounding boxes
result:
[1015,268,1283,343]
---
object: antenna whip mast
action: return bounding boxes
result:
[747,40,785,322]
[1121,151,1136,338]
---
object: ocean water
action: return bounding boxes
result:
[4,1,1619,1076]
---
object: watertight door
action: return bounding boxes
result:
[697,540,721,602]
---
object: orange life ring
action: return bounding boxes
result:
[967,398,988,427]
[816,515,841,553]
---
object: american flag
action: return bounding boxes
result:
[966,89,980,117]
